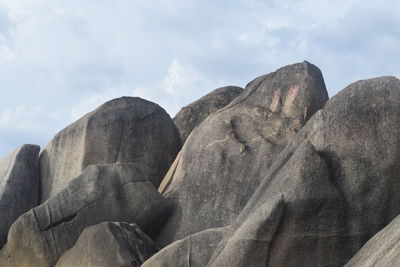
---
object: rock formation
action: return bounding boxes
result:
[56,222,158,267]
[146,75,400,266]
[142,227,227,267]
[173,86,243,144]
[0,163,171,267]
[0,144,40,248]
[40,97,180,201]
[344,214,400,267]
[1,62,399,267]
[157,61,329,246]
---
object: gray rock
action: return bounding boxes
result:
[149,75,400,266]
[40,97,180,201]
[0,144,40,248]
[344,214,400,267]
[144,194,283,267]
[208,140,344,266]
[149,140,338,266]
[173,86,243,144]
[157,61,328,246]
[143,228,227,267]
[209,76,400,266]
[56,222,158,267]
[0,163,172,267]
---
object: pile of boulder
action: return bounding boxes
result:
[1,61,400,266]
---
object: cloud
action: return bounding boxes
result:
[163,58,202,95]
[0,0,399,156]
[70,87,135,121]
[0,105,58,132]
[0,104,68,154]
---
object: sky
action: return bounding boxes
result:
[0,0,399,156]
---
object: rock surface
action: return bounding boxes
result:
[1,63,398,267]
[0,144,40,248]
[143,228,227,267]
[56,222,158,267]
[173,86,243,144]
[0,163,172,267]
[157,61,329,246]
[207,140,344,266]
[207,76,400,266]
[40,97,180,201]
[344,214,400,267]
[145,75,400,266]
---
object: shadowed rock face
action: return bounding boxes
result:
[0,163,172,267]
[40,97,180,202]
[0,144,40,248]
[56,222,158,267]
[173,86,243,145]
[156,61,329,247]
[144,75,400,267]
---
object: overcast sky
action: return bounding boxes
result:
[0,0,399,156]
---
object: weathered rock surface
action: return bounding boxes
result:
[0,144,40,248]
[157,61,329,246]
[1,63,398,267]
[144,194,284,267]
[344,214,400,267]
[56,222,158,267]
[208,76,400,266]
[0,163,172,267]
[207,140,344,266]
[173,86,243,144]
[40,97,180,201]
[146,75,400,266]
[143,228,227,267]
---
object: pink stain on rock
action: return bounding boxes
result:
[288,85,300,97]
[273,89,281,99]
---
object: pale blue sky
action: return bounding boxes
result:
[0,0,399,156]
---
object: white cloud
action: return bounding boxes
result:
[162,58,202,95]
[0,105,45,131]
[0,0,399,156]
[0,104,69,154]
[70,87,136,121]
[0,104,69,135]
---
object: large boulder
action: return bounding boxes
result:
[56,222,158,267]
[147,140,337,266]
[144,195,284,267]
[173,86,243,144]
[0,163,172,267]
[0,144,40,248]
[344,214,400,267]
[146,76,400,266]
[40,97,180,201]
[207,141,344,266]
[207,76,400,266]
[157,61,329,246]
